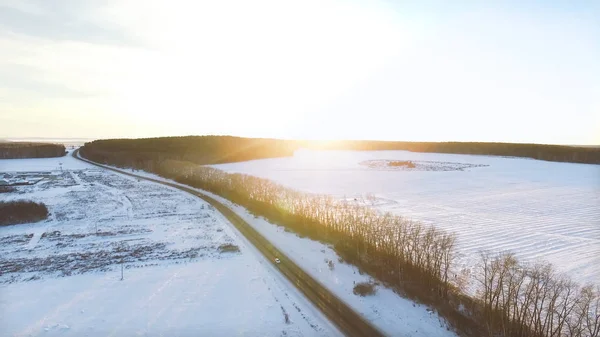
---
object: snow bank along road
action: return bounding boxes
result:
[73,150,385,337]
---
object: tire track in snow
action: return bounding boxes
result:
[123,195,134,220]
[69,170,83,185]
[15,275,107,337]
[25,214,55,250]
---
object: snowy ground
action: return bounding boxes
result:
[111,157,459,337]
[212,149,600,290]
[0,152,339,337]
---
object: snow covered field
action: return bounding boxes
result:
[6,147,591,336]
[212,149,600,289]
[0,152,339,337]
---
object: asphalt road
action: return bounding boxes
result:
[73,149,386,337]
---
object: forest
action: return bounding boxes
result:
[302,140,600,164]
[0,142,66,159]
[81,136,600,165]
[81,137,599,337]
[0,200,49,226]
[80,136,295,168]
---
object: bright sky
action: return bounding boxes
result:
[0,0,598,145]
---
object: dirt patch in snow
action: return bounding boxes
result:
[360,159,489,171]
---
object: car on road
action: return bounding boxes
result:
[274,258,281,264]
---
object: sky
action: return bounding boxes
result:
[0,0,599,145]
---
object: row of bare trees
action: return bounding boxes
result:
[477,253,599,337]
[81,146,599,337]
[158,159,457,290]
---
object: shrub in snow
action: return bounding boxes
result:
[218,243,240,253]
[0,186,16,193]
[353,282,376,297]
[0,200,49,226]
[327,260,334,270]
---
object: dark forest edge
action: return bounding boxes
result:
[0,200,49,226]
[304,140,600,164]
[82,136,600,165]
[80,138,599,337]
[0,142,66,159]
[80,136,295,167]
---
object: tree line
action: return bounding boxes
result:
[0,142,66,159]
[81,136,600,165]
[81,136,295,167]
[302,140,600,164]
[80,137,599,336]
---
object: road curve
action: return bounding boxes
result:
[73,149,386,337]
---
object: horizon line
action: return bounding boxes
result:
[2,136,599,148]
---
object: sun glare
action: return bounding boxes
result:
[99,0,407,139]
[1,0,597,144]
